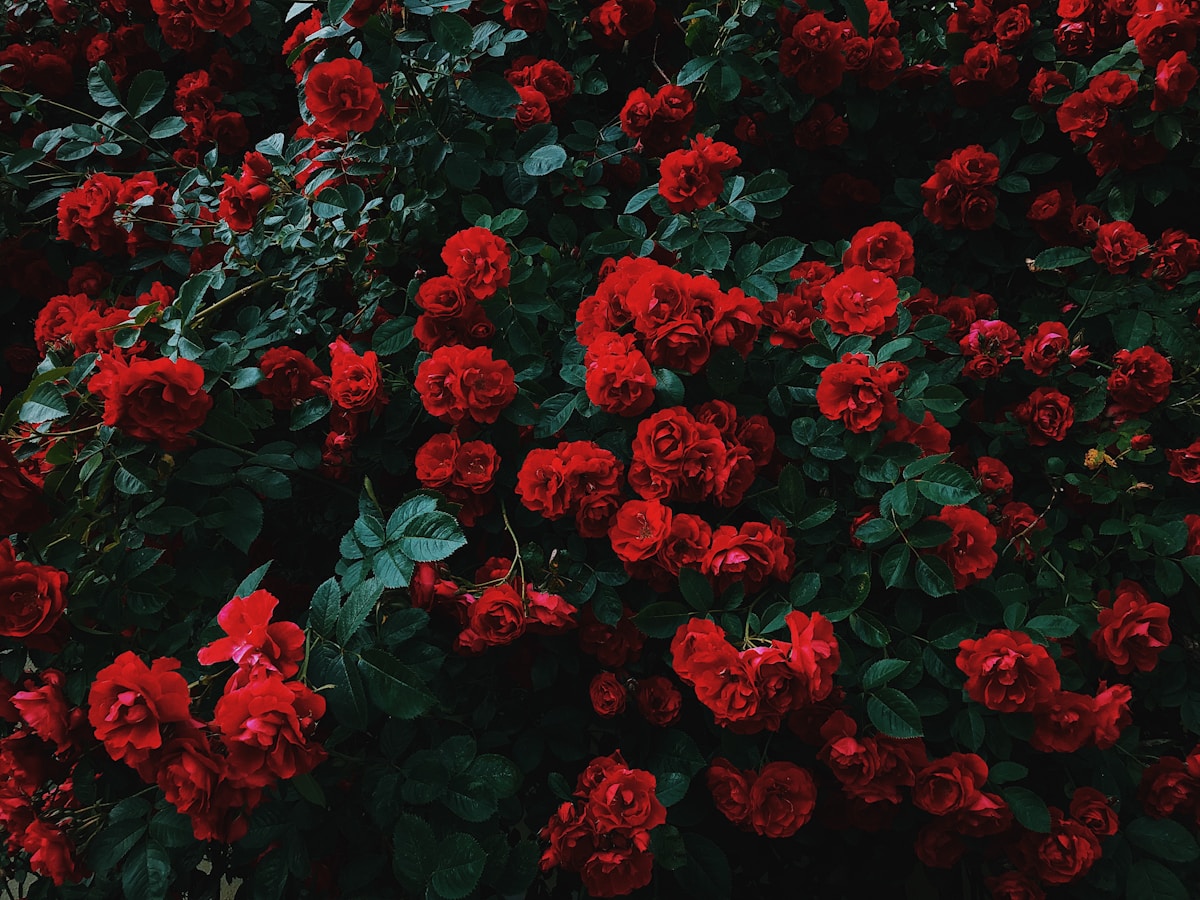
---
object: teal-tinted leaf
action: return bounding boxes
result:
[430,834,486,900]
[678,567,713,611]
[459,71,519,118]
[1126,818,1200,862]
[916,465,979,505]
[395,511,467,562]
[914,556,956,597]
[522,144,567,176]
[633,602,692,639]
[149,116,186,138]
[309,577,342,636]
[1002,786,1051,833]
[20,381,69,423]
[862,658,908,690]
[393,814,437,890]
[88,61,122,108]
[337,578,382,643]
[358,649,436,719]
[1025,615,1079,638]
[1126,860,1189,900]
[233,561,272,599]
[1033,246,1093,269]
[867,687,923,738]
[121,841,172,900]
[879,543,911,587]
[431,12,473,52]
[126,70,166,117]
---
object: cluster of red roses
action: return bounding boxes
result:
[0,667,90,886]
[657,134,741,213]
[56,169,175,257]
[88,590,325,843]
[921,144,1002,231]
[1140,740,1200,824]
[149,0,251,49]
[415,432,501,525]
[585,0,656,50]
[255,337,385,477]
[410,558,579,654]
[170,62,252,167]
[217,151,273,233]
[506,57,574,132]
[619,83,696,156]
[33,280,172,360]
[957,628,1136,755]
[946,0,1023,108]
[587,672,682,725]
[89,354,214,451]
[670,612,840,732]
[517,440,624,538]
[539,751,667,897]
[577,256,762,380]
[705,757,818,838]
[776,3,906,98]
[413,226,511,353]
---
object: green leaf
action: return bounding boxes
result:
[395,511,467,562]
[1002,786,1051,833]
[126,70,166,117]
[916,464,980,505]
[337,578,382,643]
[459,71,519,118]
[122,841,172,900]
[914,556,956,598]
[862,658,908,690]
[676,57,718,86]
[692,232,732,272]
[309,578,342,636]
[89,818,146,874]
[1025,615,1079,638]
[756,236,806,274]
[624,184,660,215]
[837,0,870,36]
[522,144,568,176]
[148,810,193,849]
[148,116,186,138]
[309,644,369,730]
[393,815,438,890]
[534,392,579,438]
[867,687,923,738]
[20,381,69,423]
[1033,246,1093,270]
[1154,115,1183,150]
[678,567,713,611]
[1126,818,1200,862]
[357,649,437,719]
[674,833,732,900]
[328,0,356,21]
[879,543,911,588]
[430,834,486,900]
[790,572,820,608]
[1127,860,1190,900]
[656,771,690,806]
[88,61,122,108]
[855,518,896,545]
[233,561,273,599]
[633,602,692,639]
[431,12,473,52]
[468,754,522,799]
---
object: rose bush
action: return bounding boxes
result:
[2,0,1200,896]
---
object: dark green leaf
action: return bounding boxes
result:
[430,834,486,900]
[358,649,436,719]
[1002,786,1051,833]
[126,70,166,118]
[633,602,692,639]
[867,687,923,738]
[1126,818,1200,862]
[1033,246,1093,270]
[337,578,382,643]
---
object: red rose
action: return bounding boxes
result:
[327,336,385,414]
[1139,757,1197,818]
[580,847,654,897]
[183,0,251,35]
[956,629,1061,713]
[927,506,998,589]
[1092,579,1171,673]
[451,440,500,493]
[842,221,915,278]
[635,676,681,726]
[960,318,1020,379]
[1021,321,1073,375]
[217,173,269,232]
[503,0,548,31]
[514,86,551,130]
[1153,49,1198,110]
[56,172,126,255]
[747,761,817,838]
[1091,681,1132,748]
[584,332,657,417]
[304,58,384,140]
[912,753,989,816]
[1092,221,1149,274]
[702,521,792,594]
[441,226,511,300]
[816,352,898,433]
[914,821,966,868]
[1030,690,1095,752]
[1106,346,1172,415]
[785,610,841,706]
[1069,787,1118,837]
[1167,439,1200,482]
[256,347,322,409]
[465,584,527,647]
[415,344,517,424]
[0,444,49,536]
[975,456,1013,498]
[196,589,305,678]
[821,266,900,336]
[985,871,1045,900]
[19,820,84,887]
[212,673,326,788]
[609,500,672,563]
[706,758,753,826]
[87,651,193,766]
[589,672,628,717]
[587,764,667,833]
[10,670,74,753]
[1186,514,1200,555]
[1012,810,1101,885]
[658,136,740,213]
[1015,387,1074,446]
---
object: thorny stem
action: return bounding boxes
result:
[191,274,286,326]
[499,500,525,589]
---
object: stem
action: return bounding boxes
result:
[190,275,285,326]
